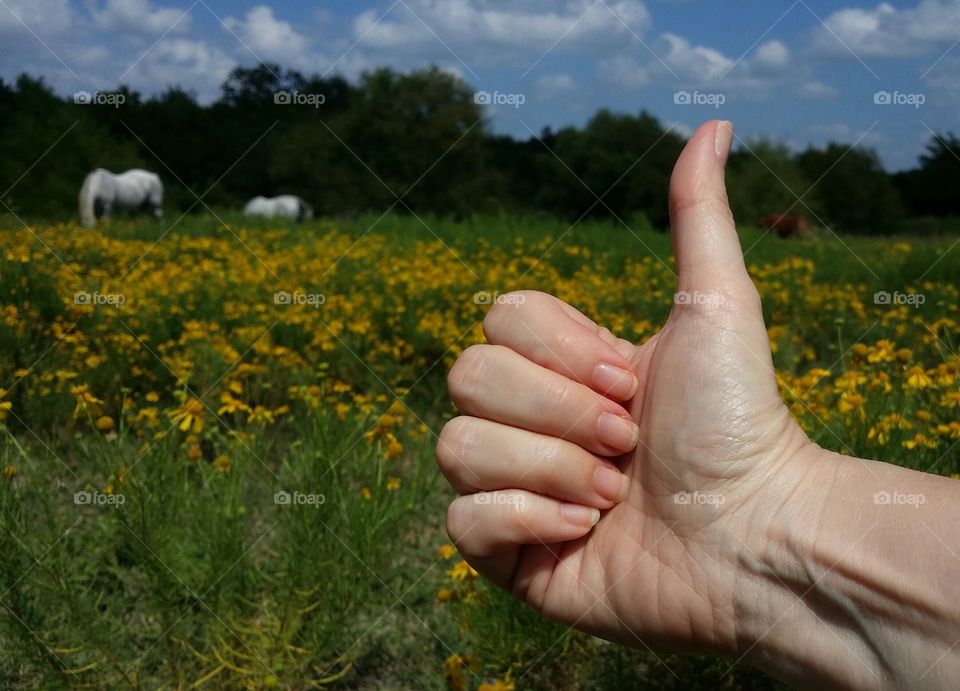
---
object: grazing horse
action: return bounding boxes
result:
[758,213,810,239]
[243,195,313,222]
[79,169,163,227]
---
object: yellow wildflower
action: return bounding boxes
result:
[213,455,231,473]
[448,560,478,582]
[169,398,205,433]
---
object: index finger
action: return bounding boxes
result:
[482,291,638,400]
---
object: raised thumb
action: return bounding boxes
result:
[668,120,748,292]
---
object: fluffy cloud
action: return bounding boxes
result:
[811,0,960,58]
[222,5,311,67]
[598,35,791,93]
[535,73,576,98]
[796,80,839,99]
[90,0,190,35]
[352,0,652,64]
[0,0,73,35]
[128,37,234,100]
[752,39,790,72]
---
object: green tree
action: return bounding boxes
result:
[269,67,489,216]
[536,110,684,229]
[893,133,960,218]
[0,75,142,218]
[726,139,819,227]
[796,143,904,233]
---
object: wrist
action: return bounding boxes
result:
[730,439,882,688]
[733,441,960,689]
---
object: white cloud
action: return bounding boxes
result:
[672,121,694,138]
[352,0,652,65]
[223,5,311,67]
[752,40,790,72]
[796,80,839,99]
[535,73,576,98]
[657,32,733,80]
[0,0,73,35]
[811,0,960,58]
[90,0,190,36]
[130,37,234,101]
[804,122,887,147]
[598,35,793,95]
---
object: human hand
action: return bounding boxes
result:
[437,120,815,655]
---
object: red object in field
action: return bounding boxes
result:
[758,213,810,238]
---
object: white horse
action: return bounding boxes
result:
[79,169,163,227]
[243,195,313,222]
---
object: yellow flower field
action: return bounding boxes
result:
[0,214,957,689]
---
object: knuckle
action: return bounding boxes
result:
[529,435,563,472]
[436,417,479,477]
[669,191,733,225]
[445,498,473,547]
[536,377,571,412]
[482,291,538,339]
[447,344,493,408]
[482,300,513,339]
[546,329,575,360]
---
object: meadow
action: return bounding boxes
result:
[0,212,958,690]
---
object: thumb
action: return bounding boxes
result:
[669,120,748,292]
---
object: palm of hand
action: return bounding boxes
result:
[512,289,806,652]
[441,121,816,657]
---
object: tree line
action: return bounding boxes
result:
[0,63,957,234]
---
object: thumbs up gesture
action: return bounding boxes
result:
[437,121,815,655]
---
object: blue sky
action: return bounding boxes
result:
[1,0,958,170]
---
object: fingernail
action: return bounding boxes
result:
[593,465,630,503]
[592,363,638,399]
[715,120,733,166]
[597,412,640,451]
[561,503,601,527]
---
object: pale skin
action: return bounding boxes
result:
[437,120,960,690]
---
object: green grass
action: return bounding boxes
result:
[0,211,957,689]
